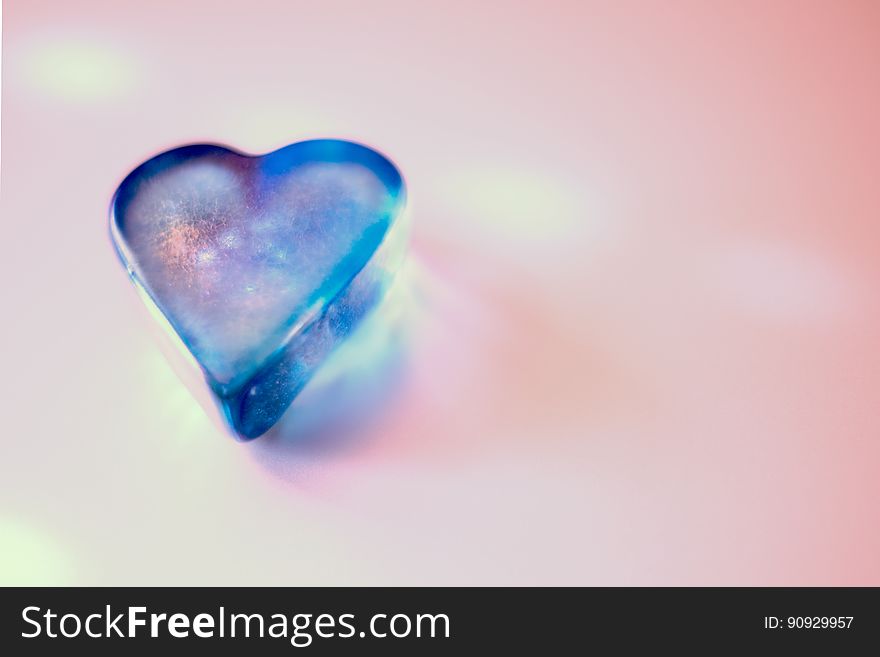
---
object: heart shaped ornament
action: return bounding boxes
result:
[111,140,407,439]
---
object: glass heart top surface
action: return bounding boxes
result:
[111,140,405,393]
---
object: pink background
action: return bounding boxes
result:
[2,0,879,585]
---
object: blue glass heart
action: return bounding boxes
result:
[111,140,407,439]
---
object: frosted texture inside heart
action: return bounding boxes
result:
[111,140,406,439]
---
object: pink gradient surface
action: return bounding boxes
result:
[2,0,880,585]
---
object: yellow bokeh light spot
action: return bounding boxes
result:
[0,517,74,585]
[24,39,136,102]
[444,167,583,240]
